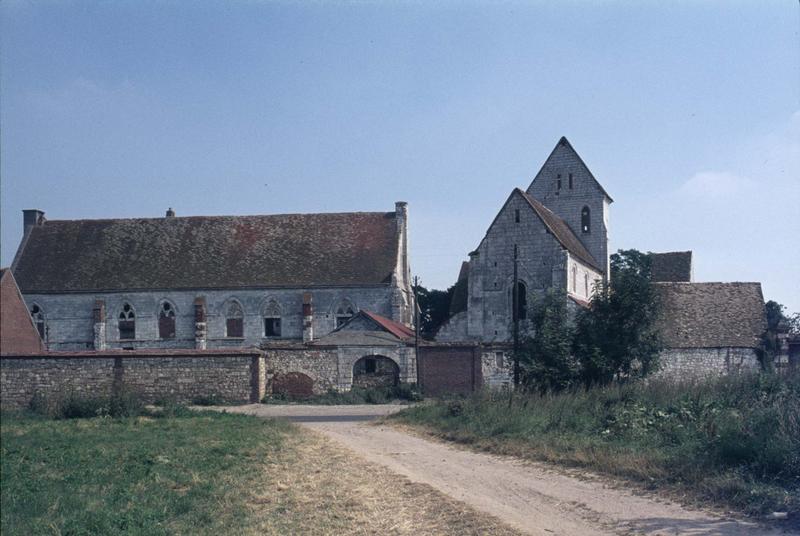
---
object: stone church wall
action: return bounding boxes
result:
[0,350,263,409]
[655,348,760,380]
[467,192,572,342]
[25,286,397,351]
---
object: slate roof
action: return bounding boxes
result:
[13,212,400,292]
[654,282,765,349]
[650,251,692,282]
[519,190,601,271]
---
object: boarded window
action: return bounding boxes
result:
[118,303,136,340]
[158,301,176,339]
[225,301,244,338]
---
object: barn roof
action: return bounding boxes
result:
[654,282,765,349]
[12,212,400,292]
[650,251,692,282]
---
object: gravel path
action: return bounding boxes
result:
[219,404,792,536]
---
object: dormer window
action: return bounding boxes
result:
[581,206,591,233]
[159,301,176,339]
[118,303,136,340]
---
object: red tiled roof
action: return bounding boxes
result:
[1,268,46,355]
[13,212,399,292]
[361,310,416,340]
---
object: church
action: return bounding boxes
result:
[436,137,767,382]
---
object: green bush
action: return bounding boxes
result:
[262,383,423,405]
[192,394,223,406]
[28,390,145,420]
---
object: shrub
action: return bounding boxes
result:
[28,390,145,419]
[192,394,223,406]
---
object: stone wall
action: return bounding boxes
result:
[0,350,262,409]
[264,342,416,395]
[480,346,513,388]
[24,286,401,351]
[655,347,760,380]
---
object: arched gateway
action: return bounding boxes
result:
[352,355,399,389]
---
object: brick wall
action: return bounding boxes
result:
[0,349,262,409]
[418,345,481,396]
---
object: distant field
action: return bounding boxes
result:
[392,372,800,522]
[1,409,518,535]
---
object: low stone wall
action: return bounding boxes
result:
[655,347,760,380]
[0,349,263,409]
[264,346,340,395]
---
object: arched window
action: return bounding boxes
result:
[571,265,577,293]
[513,281,527,321]
[263,300,282,337]
[584,274,590,297]
[118,303,136,340]
[581,206,590,233]
[225,301,244,338]
[335,300,356,328]
[30,304,45,340]
[158,301,176,339]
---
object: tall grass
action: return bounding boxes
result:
[394,371,800,518]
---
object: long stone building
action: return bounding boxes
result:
[11,203,414,351]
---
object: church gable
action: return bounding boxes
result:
[526,136,612,202]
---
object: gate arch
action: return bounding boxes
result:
[352,355,399,389]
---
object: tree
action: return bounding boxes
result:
[413,283,454,337]
[573,249,662,387]
[759,300,792,370]
[516,289,578,392]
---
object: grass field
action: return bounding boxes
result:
[1,407,518,535]
[392,371,800,521]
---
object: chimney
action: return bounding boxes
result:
[165,207,176,218]
[23,209,45,231]
[302,292,314,343]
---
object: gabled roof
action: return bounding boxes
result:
[312,309,414,345]
[1,268,46,355]
[518,190,601,270]
[13,212,400,292]
[654,282,765,349]
[650,251,692,282]
[529,137,613,202]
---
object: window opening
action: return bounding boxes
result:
[30,304,45,339]
[581,206,591,233]
[119,303,136,340]
[159,301,176,339]
[263,300,282,337]
[225,301,244,338]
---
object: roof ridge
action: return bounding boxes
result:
[41,210,394,224]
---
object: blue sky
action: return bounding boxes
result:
[2,1,798,313]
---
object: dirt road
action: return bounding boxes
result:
[221,404,791,536]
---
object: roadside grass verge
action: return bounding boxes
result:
[391,371,800,521]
